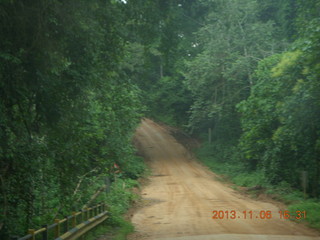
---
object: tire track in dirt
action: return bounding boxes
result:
[128,119,320,240]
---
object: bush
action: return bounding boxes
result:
[196,141,246,180]
[289,201,320,229]
[106,178,139,217]
[232,171,266,187]
[121,156,146,179]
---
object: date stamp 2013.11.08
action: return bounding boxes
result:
[211,210,306,220]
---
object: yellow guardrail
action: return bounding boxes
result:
[16,203,108,240]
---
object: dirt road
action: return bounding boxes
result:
[129,119,320,240]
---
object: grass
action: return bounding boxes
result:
[288,201,320,229]
[112,218,135,240]
[82,222,113,240]
[83,218,134,240]
[196,141,264,187]
[85,177,142,240]
[195,140,320,230]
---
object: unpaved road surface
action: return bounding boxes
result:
[129,119,320,240]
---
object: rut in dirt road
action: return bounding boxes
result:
[128,119,320,240]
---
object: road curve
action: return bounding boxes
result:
[128,119,320,240]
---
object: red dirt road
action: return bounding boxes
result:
[129,119,320,240]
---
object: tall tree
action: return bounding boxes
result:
[0,1,143,238]
[120,0,206,126]
[183,0,281,139]
[237,0,320,194]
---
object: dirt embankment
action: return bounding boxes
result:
[128,119,320,240]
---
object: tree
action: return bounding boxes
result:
[183,0,280,139]
[0,1,143,238]
[237,10,320,194]
[120,0,206,126]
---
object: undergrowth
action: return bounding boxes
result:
[88,158,145,240]
[195,140,320,230]
[102,178,139,239]
[289,201,320,229]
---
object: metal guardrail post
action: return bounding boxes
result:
[54,219,60,238]
[79,210,84,240]
[80,212,85,240]
[42,225,48,240]
[85,208,89,221]
[64,216,69,232]
[79,210,83,223]
[72,212,77,227]
[28,229,35,240]
[80,209,85,240]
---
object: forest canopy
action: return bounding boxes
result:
[0,0,144,238]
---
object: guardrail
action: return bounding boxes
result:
[14,203,108,240]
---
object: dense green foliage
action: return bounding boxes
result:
[119,0,207,126]
[130,0,320,228]
[181,0,320,229]
[178,0,320,199]
[1,0,320,237]
[237,8,320,195]
[0,1,144,238]
[75,178,138,240]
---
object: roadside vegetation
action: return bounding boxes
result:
[103,178,140,240]
[0,1,146,239]
[196,141,320,230]
[187,1,320,228]
[1,0,319,238]
[76,177,142,240]
[129,0,320,231]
